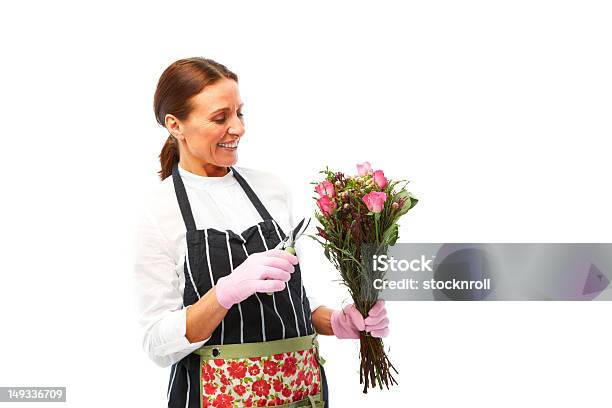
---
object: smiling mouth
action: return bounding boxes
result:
[217,141,239,149]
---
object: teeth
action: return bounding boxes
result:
[218,142,238,148]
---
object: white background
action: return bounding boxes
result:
[1,1,611,407]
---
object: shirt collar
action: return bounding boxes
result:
[177,163,238,189]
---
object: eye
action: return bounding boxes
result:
[213,111,243,124]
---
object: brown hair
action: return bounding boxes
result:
[154,57,239,180]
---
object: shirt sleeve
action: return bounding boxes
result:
[132,207,211,368]
[282,179,326,313]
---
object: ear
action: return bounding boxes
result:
[165,114,185,141]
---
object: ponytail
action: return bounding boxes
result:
[158,135,179,180]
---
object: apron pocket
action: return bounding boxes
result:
[199,347,323,407]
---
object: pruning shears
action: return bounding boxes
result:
[275,217,311,254]
[267,217,311,295]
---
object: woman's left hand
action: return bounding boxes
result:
[330,300,389,339]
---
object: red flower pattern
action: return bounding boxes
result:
[311,382,319,395]
[204,383,217,395]
[248,364,260,376]
[227,361,247,379]
[212,393,234,408]
[201,348,322,407]
[263,360,279,376]
[292,389,304,402]
[202,364,216,382]
[305,371,313,386]
[272,378,283,392]
[282,356,298,377]
[252,379,271,397]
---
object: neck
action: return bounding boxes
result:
[179,159,229,177]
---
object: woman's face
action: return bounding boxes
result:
[170,78,245,176]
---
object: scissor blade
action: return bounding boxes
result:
[291,217,311,244]
[291,218,306,243]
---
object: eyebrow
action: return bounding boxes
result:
[209,103,244,115]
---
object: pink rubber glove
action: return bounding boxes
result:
[215,249,298,309]
[330,300,389,339]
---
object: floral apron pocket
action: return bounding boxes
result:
[196,334,326,407]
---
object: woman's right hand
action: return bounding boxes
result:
[215,249,298,309]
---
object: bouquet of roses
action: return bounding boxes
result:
[309,161,418,393]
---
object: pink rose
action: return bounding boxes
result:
[373,169,387,189]
[362,191,387,213]
[315,180,336,198]
[317,195,337,217]
[356,161,373,176]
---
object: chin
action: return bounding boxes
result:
[218,157,238,167]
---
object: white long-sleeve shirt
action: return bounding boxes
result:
[132,164,324,368]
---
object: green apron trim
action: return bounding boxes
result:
[194,333,325,364]
[276,392,324,407]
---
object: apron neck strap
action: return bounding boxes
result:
[230,166,274,222]
[172,162,197,232]
[171,162,275,232]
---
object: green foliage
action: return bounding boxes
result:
[308,164,414,392]
[308,164,419,302]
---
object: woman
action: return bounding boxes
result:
[133,57,390,408]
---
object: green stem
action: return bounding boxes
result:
[374,213,380,242]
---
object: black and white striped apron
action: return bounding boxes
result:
[166,163,329,407]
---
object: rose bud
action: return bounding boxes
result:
[373,169,388,189]
[356,161,373,176]
[316,226,329,240]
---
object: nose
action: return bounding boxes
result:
[228,112,245,137]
